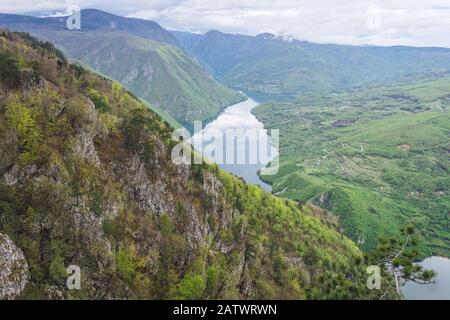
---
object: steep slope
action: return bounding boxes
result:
[0,30,383,300]
[43,31,243,126]
[0,11,244,127]
[174,30,450,101]
[253,78,450,256]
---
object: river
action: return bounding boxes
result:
[191,97,277,192]
[192,98,450,301]
[402,256,450,300]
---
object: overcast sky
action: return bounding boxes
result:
[1,0,450,47]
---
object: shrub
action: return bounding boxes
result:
[87,88,111,112]
[178,274,206,300]
[0,52,21,88]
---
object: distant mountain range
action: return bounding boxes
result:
[3,9,450,118]
[173,30,450,101]
[0,9,179,46]
[0,9,244,127]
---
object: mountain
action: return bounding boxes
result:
[0,9,179,46]
[253,78,450,256]
[0,30,387,300]
[41,31,243,126]
[0,10,244,127]
[173,30,450,101]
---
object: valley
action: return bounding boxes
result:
[0,6,449,301]
[191,97,276,192]
[0,29,388,300]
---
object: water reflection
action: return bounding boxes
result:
[402,256,450,300]
[191,98,278,192]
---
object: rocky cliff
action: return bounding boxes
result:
[0,233,29,299]
[0,30,381,300]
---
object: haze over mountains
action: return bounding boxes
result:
[2,9,450,117]
[174,29,450,101]
[0,9,179,46]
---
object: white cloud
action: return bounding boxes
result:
[1,0,450,47]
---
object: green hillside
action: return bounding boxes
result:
[253,78,450,256]
[0,30,387,300]
[69,58,182,129]
[174,30,450,102]
[0,12,244,128]
[38,31,244,127]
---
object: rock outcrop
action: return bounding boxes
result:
[0,233,29,300]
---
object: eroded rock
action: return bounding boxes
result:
[0,233,30,300]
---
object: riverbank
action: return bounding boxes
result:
[191,97,277,192]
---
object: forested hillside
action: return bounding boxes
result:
[0,30,384,300]
[0,10,244,127]
[253,78,450,255]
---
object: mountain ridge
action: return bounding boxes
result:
[0,9,180,46]
[0,10,245,127]
[173,29,450,101]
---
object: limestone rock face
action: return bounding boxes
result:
[0,233,30,300]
